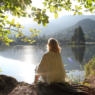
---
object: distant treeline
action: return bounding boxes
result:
[0,25,95,46]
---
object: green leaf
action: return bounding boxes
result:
[32,7,36,11]
[50,6,55,12]
[4,16,8,20]
[43,2,47,6]
[74,11,76,15]
[43,22,47,26]
[16,23,21,28]
[54,12,58,18]
[11,18,15,25]
[78,12,82,15]
[29,28,33,32]
[38,20,41,24]
[58,8,62,11]
[29,40,36,44]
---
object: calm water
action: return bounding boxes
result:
[0,45,95,83]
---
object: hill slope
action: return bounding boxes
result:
[52,19,95,41]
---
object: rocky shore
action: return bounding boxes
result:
[0,75,95,95]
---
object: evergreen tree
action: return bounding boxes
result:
[71,26,85,66]
[72,26,85,45]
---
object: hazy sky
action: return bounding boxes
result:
[19,15,95,36]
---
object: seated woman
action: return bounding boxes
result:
[34,38,66,84]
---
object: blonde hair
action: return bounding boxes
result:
[47,38,61,53]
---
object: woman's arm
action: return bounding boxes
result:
[34,74,40,83]
[34,54,46,83]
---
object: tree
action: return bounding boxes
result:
[71,26,85,66]
[0,0,95,45]
[71,26,85,45]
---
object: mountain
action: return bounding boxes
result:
[22,15,95,37]
[39,16,95,36]
[52,18,95,41]
[74,19,95,33]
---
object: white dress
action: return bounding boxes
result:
[36,51,66,84]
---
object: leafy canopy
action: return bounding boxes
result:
[0,0,95,45]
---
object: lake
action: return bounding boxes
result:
[0,44,95,84]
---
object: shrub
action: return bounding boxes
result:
[84,57,95,77]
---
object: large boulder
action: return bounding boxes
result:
[36,82,89,95]
[83,76,95,89]
[0,75,18,95]
[0,75,94,95]
[9,82,93,95]
[9,82,36,95]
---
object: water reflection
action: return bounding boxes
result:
[71,26,86,65]
[72,45,85,64]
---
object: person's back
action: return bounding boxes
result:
[41,51,66,83]
[35,38,66,84]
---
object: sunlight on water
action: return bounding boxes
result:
[0,56,36,84]
[67,70,85,83]
[23,46,36,64]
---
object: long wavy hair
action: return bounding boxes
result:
[47,38,61,53]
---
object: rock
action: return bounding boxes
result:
[83,76,95,88]
[0,75,18,95]
[9,83,37,95]
[0,75,95,95]
[36,82,89,95]
[9,82,94,95]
